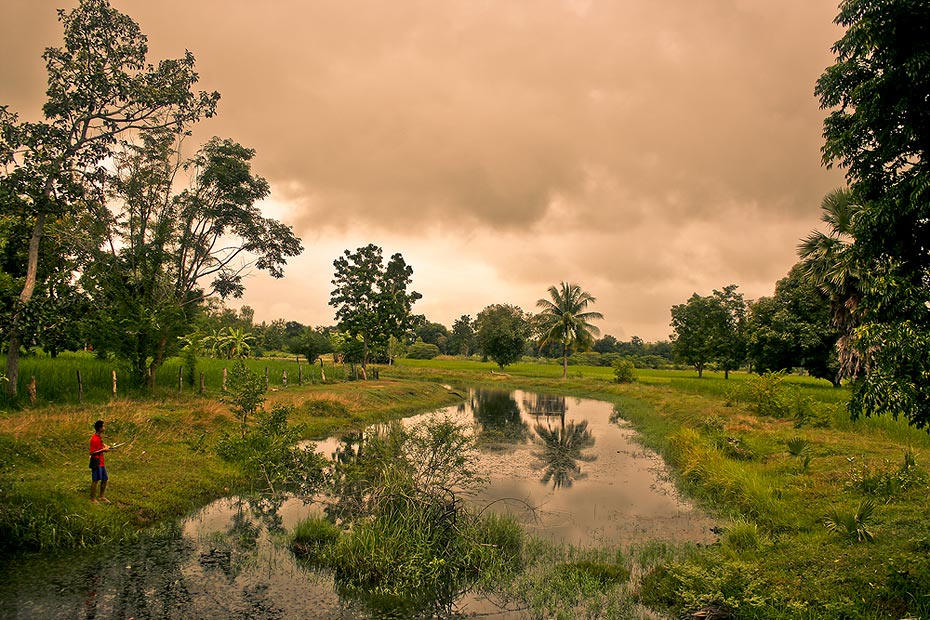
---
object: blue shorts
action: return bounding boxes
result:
[92,466,108,482]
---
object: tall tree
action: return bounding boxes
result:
[0,0,219,395]
[329,244,421,376]
[815,0,930,428]
[448,314,477,357]
[80,133,301,386]
[535,282,604,379]
[414,321,450,354]
[475,304,530,370]
[670,293,724,378]
[712,285,748,380]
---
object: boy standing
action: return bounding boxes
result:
[89,419,111,503]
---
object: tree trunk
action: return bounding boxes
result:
[361,337,369,379]
[147,336,168,389]
[5,213,47,397]
[562,350,568,379]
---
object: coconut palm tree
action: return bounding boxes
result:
[536,282,604,379]
[798,187,864,380]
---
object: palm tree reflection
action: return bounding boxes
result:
[532,420,596,489]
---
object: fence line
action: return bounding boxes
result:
[0,356,363,407]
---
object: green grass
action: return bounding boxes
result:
[385,358,930,619]
[0,351,353,408]
[0,376,461,552]
[4,355,930,618]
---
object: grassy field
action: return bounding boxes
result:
[386,359,930,619]
[0,373,461,551]
[0,352,349,407]
[2,355,929,618]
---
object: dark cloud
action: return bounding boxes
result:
[1,0,847,339]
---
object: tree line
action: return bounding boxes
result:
[670,0,930,430]
[669,267,837,383]
[3,0,929,431]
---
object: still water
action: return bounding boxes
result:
[0,389,716,619]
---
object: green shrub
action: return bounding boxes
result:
[850,449,927,501]
[297,415,521,605]
[225,360,267,436]
[739,371,791,417]
[612,358,636,383]
[406,340,441,360]
[216,404,325,494]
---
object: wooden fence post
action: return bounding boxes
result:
[222,367,227,392]
[178,366,183,391]
[112,370,117,396]
[200,371,206,395]
[77,370,83,404]
[264,366,269,388]
[320,358,326,383]
[282,370,288,389]
[297,357,302,386]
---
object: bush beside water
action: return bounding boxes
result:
[292,416,523,607]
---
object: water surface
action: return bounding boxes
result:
[1,389,716,619]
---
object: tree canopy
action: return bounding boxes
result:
[475,304,530,370]
[329,244,421,375]
[79,132,301,385]
[1,0,220,395]
[670,285,746,378]
[747,264,839,384]
[813,0,930,428]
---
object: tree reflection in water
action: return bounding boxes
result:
[522,393,567,420]
[469,389,529,451]
[532,420,597,488]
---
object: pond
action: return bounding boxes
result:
[0,389,716,619]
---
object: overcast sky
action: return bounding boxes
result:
[1,0,846,342]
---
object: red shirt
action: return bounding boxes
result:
[90,433,105,467]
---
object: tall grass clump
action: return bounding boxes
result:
[0,489,132,551]
[292,415,523,610]
[668,428,791,530]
